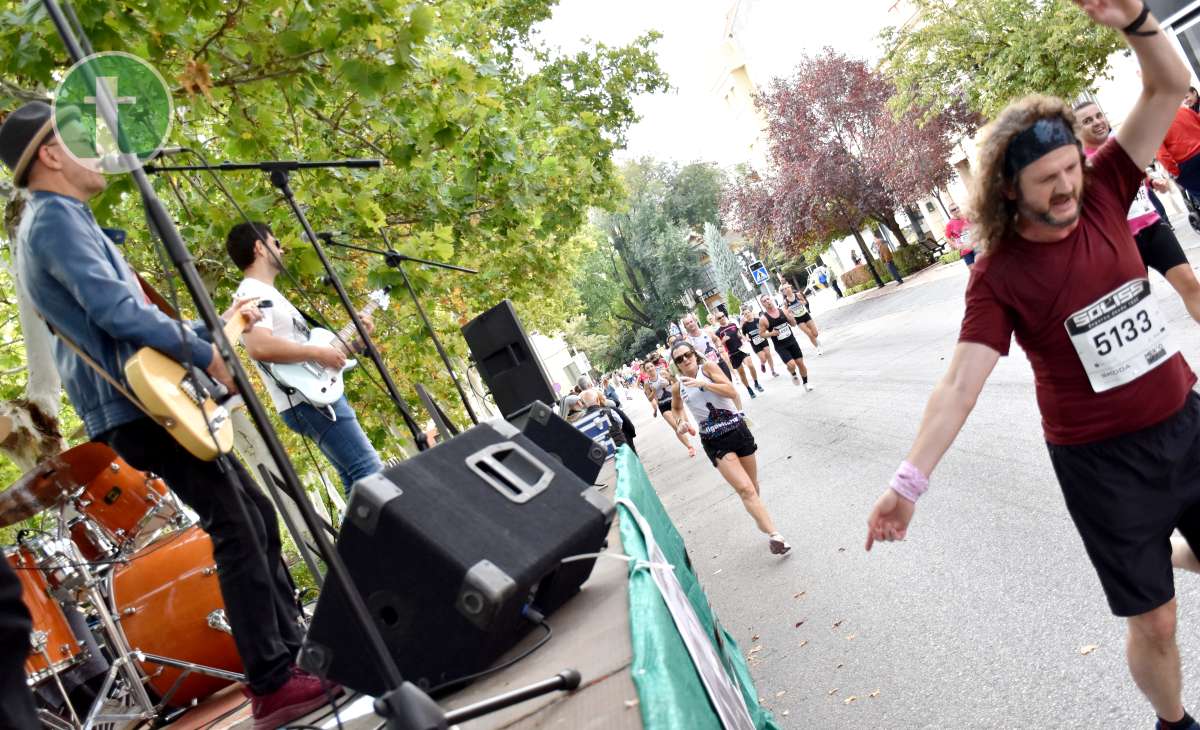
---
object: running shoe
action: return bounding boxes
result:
[768,534,792,555]
[804,381,813,392]
[1154,721,1200,730]
[748,388,757,399]
[754,382,764,393]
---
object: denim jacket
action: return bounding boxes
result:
[15,191,214,438]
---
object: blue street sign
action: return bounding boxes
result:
[749,261,769,285]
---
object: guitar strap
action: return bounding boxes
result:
[42,320,165,428]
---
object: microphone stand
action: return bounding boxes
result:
[145,159,428,448]
[39,3,440,726]
[319,233,480,425]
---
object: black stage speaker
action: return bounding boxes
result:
[299,419,614,697]
[462,300,557,418]
[507,400,606,485]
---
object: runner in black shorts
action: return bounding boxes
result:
[713,309,763,399]
[780,283,823,355]
[669,341,790,556]
[865,16,1200,726]
[759,293,811,391]
[741,303,779,377]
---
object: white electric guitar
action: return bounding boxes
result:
[266,288,391,406]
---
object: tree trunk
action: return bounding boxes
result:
[1,194,66,471]
[851,229,886,288]
[877,210,909,247]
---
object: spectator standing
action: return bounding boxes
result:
[944,203,976,266]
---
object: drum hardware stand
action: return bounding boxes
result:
[141,158,430,448]
[319,232,481,426]
[135,652,247,710]
[43,3,440,727]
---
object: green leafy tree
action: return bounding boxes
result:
[663,162,725,230]
[703,222,747,300]
[0,1,667,521]
[881,0,1123,119]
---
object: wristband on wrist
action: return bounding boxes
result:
[1122,2,1156,37]
[889,460,929,503]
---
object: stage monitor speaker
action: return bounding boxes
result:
[299,419,614,697]
[462,300,557,418]
[507,401,606,485]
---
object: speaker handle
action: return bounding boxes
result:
[465,442,552,504]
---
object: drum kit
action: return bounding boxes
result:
[2,442,246,728]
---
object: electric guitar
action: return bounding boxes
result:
[266,288,392,407]
[124,310,252,461]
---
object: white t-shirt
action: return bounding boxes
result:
[234,277,310,412]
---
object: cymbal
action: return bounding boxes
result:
[0,442,118,527]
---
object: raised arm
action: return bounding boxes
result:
[1079,0,1193,167]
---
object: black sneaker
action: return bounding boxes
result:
[754,382,764,393]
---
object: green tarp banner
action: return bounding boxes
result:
[616,446,780,730]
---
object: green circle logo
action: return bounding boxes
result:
[52,52,173,174]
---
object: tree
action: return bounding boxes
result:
[703,222,747,300]
[663,162,726,230]
[723,50,965,288]
[881,0,1123,119]
[0,1,667,505]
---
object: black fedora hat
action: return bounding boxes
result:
[0,101,55,188]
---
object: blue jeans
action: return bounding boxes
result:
[281,396,383,493]
[885,260,904,283]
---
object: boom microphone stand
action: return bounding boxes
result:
[38,2,436,726]
[318,232,480,425]
[143,158,428,448]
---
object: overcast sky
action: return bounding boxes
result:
[533,0,905,166]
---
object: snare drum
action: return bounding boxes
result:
[5,546,86,684]
[110,525,242,707]
[73,457,178,554]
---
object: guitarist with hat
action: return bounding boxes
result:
[1,101,337,728]
[225,221,383,493]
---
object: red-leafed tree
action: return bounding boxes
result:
[724,49,974,288]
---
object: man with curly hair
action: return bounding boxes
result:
[865,2,1200,727]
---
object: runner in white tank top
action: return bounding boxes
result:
[669,340,791,557]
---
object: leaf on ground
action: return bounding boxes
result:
[794,591,806,599]
[775,690,787,698]
[832,620,844,629]
[799,640,809,647]
[846,633,857,641]
[844,696,858,705]
[869,690,881,698]
[624,699,639,709]
[748,644,763,655]
[837,547,846,552]
[714,569,722,575]
[835,663,843,669]
[782,710,790,717]
[1079,644,1099,655]
[795,619,806,628]
[752,634,760,641]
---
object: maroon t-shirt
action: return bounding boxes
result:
[958,139,1196,445]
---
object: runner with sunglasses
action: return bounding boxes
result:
[669,340,790,555]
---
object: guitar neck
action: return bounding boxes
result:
[334,300,382,344]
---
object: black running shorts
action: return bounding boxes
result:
[657,397,672,414]
[701,421,757,467]
[1135,219,1189,277]
[773,338,803,363]
[751,340,769,353]
[730,350,749,370]
[1047,392,1200,617]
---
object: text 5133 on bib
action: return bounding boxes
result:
[1064,279,1177,394]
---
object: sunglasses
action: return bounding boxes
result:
[673,352,694,364]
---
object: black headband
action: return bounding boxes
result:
[1003,116,1078,178]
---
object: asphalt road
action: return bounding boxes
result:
[618,249,1200,729]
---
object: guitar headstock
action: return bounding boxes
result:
[368,286,393,312]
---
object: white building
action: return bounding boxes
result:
[529,332,594,397]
